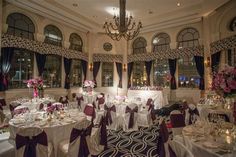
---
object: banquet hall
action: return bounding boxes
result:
[0,0,236,156]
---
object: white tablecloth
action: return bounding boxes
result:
[9,110,86,157]
[127,90,168,109]
[197,104,234,123]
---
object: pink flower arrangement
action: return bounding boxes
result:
[27,78,44,90]
[83,80,95,88]
[212,66,236,97]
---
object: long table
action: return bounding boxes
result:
[127,90,168,109]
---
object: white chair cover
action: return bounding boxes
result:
[15,127,53,157]
[137,99,154,127]
[169,139,194,157]
[185,104,199,125]
[105,103,119,130]
[122,103,139,132]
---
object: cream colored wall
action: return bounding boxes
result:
[1,1,236,104]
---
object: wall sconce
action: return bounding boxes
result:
[204,57,211,67]
[123,64,127,72]
[89,63,93,71]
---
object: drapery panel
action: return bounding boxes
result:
[64,58,72,89]
[115,62,122,88]
[168,59,177,90]
[194,56,205,90]
[145,61,152,86]
[81,60,88,81]
[211,51,221,74]
[0,47,14,91]
[35,53,46,76]
[93,62,100,87]
[127,62,133,88]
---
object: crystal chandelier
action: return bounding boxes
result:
[103,0,142,41]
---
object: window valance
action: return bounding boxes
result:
[210,35,236,54]
[1,34,88,61]
[127,45,204,63]
[93,53,123,63]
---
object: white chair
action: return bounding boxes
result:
[169,139,194,157]
[185,104,199,125]
[104,104,119,130]
[137,98,154,127]
[15,127,53,157]
[122,103,139,132]
[95,94,105,110]
[58,119,104,157]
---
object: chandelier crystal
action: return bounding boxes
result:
[103,0,142,41]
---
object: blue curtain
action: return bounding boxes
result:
[194,56,205,90]
[116,62,122,88]
[93,62,100,87]
[168,59,177,90]
[35,53,46,76]
[145,61,152,86]
[0,47,15,91]
[211,51,221,74]
[127,62,133,88]
[81,60,88,81]
[64,58,72,89]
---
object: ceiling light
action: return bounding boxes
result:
[103,0,142,41]
[177,2,181,7]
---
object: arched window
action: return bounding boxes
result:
[152,33,170,52]
[44,25,63,47]
[177,27,199,48]
[132,37,147,86]
[69,33,83,87]
[132,37,147,54]
[7,12,35,40]
[177,27,200,88]
[69,33,83,52]
[6,13,35,89]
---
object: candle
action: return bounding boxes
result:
[226,129,230,135]
[226,135,232,144]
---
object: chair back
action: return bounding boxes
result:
[104,104,116,126]
[59,96,69,106]
[76,96,84,109]
[125,105,138,129]
[68,120,92,157]
[15,127,48,157]
[84,104,96,121]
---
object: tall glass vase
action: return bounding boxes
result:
[33,87,39,98]
[39,89,44,98]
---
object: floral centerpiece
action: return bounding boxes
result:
[211,65,236,124]
[27,78,44,98]
[211,65,236,98]
[83,80,95,94]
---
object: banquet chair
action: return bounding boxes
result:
[58,119,104,157]
[157,119,177,157]
[170,110,186,136]
[15,127,53,157]
[122,103,139,132]
[104,104,118,130]
[137,98,154,127]
[84,103,96,122]
[96,94,106,110]
[59,96,69,107]
[185,104,199,125]
[76,95,85,111]
[169,139,194,157]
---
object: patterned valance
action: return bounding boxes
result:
[127,46,204,63]
[93,53,123,63]
[210,35,236,54]
[1,34,88,61]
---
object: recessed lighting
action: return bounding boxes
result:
[177,2,181,7]
[72,3,78,7]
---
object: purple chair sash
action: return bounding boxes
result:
[146,98,153,106]
[0,98,6,110]
[96,97,105,110]
[99,116,107,148]
[188,108,199,124]
[170,114,185,128]
[76,96,84,109]
[125,106,138,129]
[104,105,116,125]
[84,105,96,120]
[69,125,93,157]
[16,131,48,157]
[59,96,69,106]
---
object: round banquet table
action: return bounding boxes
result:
[8,109,87,157]
[182,124,236,157]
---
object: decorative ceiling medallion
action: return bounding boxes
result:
[103,42,112,51]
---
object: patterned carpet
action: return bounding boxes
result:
[98,124,160,157]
